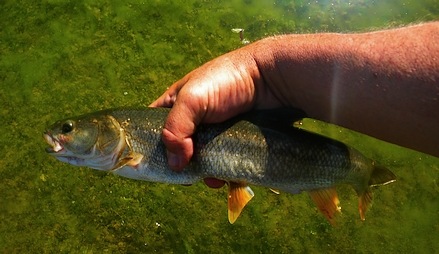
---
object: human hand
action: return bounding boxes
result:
[150,49,258,166]
[149,46,283,187]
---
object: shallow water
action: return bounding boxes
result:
[1,0,438,253]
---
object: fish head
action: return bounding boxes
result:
[43,113,126,170]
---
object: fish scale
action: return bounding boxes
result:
[197,120,352,191]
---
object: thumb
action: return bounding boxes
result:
[161,99,204,171]
[161,127,193,171]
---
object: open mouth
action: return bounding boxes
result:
[43,132,64,154]
[43,132,89,166]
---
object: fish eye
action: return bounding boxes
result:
[61,121,74,134]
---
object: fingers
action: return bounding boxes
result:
[159,89,206,171]
[162,127,194,171]
[149,77,188,108]
[148,92,176,108]
[149,77,199,170]
[203,178,226,188]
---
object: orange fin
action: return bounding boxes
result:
[308,188,341,225]
[227,182,254,224]
[111,152,144,172]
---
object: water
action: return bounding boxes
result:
[1,0,438,252]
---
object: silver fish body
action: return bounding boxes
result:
[44,107,396,224]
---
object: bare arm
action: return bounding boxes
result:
[151,22,439,171]
[250,22,439,157]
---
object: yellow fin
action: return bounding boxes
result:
[227,182,254,224]
[269,188,280,195]
[111,152,144,172]
[308,188,341,225]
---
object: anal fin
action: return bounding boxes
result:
[308,187,341,225]
[227,182,254,224]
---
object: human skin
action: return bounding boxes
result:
[150,22,439,187]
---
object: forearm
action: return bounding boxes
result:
[249,22,439,156]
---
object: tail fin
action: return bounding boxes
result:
[357,163,396,220]
[368,163,397,186]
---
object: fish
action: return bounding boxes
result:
[43,107,396,224]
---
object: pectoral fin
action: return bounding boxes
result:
[111,151,144,172]
[227,182,254,224]
[308,187,341,225]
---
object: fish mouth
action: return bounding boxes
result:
[43,132,64,154]
[43,131,91,167]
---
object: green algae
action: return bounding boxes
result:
[1,0,438,253]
